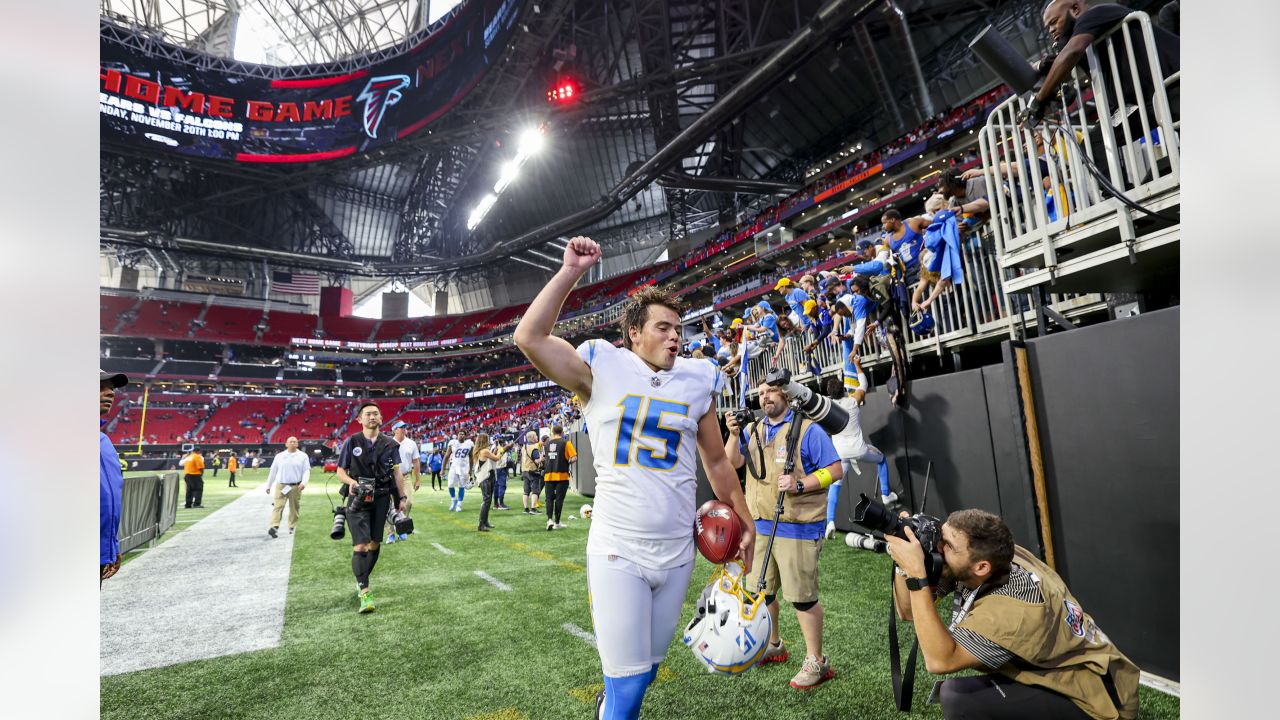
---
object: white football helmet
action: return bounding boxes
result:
[580,503,593,519]
[682,563,771,675]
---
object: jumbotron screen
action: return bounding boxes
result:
[99,0,522,163]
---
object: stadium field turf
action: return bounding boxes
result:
[101,478,1180,719]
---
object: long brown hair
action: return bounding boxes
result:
[475,433,491,455]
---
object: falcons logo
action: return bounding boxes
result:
[356,74,411,139]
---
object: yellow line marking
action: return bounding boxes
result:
[463,708,527,720]
[418,505,586,573]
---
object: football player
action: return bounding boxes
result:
[441,432,473,512]
[515,236,755,720]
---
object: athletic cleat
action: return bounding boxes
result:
[358,592,376,614]
[881,492,899,505]
[268,527,278,538]
[594,689,605,720]
[758,640,789,665]
[449,500,458,512]
[399,533,408,541]
[789,655,835,690]
[454,505,463,513]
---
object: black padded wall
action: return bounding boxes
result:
[571,430,596,496]
[1026,306,1179,680]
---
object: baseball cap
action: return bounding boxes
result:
[774,277,793,292]
[731,318,743,327]
[803,299,818,314]
[100,370,128,388]
[856,239,874,252]
[688,341,702,352]
[391,421,407,430]
[757,300,772,311]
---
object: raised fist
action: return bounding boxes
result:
[563,236,602,273]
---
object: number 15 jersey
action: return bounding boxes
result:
[576,339,724,569]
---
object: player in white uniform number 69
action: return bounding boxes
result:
[515,236,755,720]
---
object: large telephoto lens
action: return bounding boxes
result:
[853,493,905,539]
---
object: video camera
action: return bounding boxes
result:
[763,367,849,437]
[853,493,945,586]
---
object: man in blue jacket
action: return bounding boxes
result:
[101,370,128,584]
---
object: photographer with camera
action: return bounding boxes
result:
[724,381,843,690]
[885,508,1139,719]
[335,401,409,614]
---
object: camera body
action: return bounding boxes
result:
[727,408,755,430]
[349,478,377,510]
[853,493,946,585]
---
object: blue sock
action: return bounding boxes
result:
[458,488,465,503]
[826,480,842,525]
[449,488,456,499]
[601,672,652,720]
[878,460,891,496]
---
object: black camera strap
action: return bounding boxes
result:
[888,565,923,712]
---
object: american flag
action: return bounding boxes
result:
[270,271,321,295]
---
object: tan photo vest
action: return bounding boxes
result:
[743,415,828,525]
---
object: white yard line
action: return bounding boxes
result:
[431,542,455,555]
[473,570,512,592]
[561,623,597,647]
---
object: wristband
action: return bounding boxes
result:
[814,467,835,489]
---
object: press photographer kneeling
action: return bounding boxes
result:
[885,508,1139,719]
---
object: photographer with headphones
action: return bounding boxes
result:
[886,508,1139,719]
[724,381,843,691]
[336,401,408,614]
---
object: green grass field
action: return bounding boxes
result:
[101,479,1179,720]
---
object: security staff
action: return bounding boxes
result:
[336,401,408,614]
[724,381,843,691]
[887,509,1139,719]
[541,425,577,530]
[181,447,206,509]
[227,453,239,487]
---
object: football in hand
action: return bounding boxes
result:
[694,500,741,564]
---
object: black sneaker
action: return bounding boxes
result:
[268,527,278,538]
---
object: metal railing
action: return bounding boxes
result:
[714,228,1103,408]
[977,11,1179,290]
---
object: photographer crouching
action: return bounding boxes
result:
[724,381,843,690]
[336,401,409,614]
[885,508,1140,719]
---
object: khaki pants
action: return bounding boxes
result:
[402,477,416,510]
[744,533,823,603]
[270,483,301,530]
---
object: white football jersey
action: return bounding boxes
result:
[831,396,868,459]
[448,438,474,469]
[576,338,723,569]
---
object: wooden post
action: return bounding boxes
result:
[1013,345,1056,569]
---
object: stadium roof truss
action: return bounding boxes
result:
[100,0,1040,279]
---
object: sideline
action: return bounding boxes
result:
[100,490,293,676]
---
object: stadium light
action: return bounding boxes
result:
[467,194,498,230]
[518,127,545,155]
[494,160,521,193]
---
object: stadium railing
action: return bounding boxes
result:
[978,10,1178,299]
[714,223,1105,408]
[118,472,181,554]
